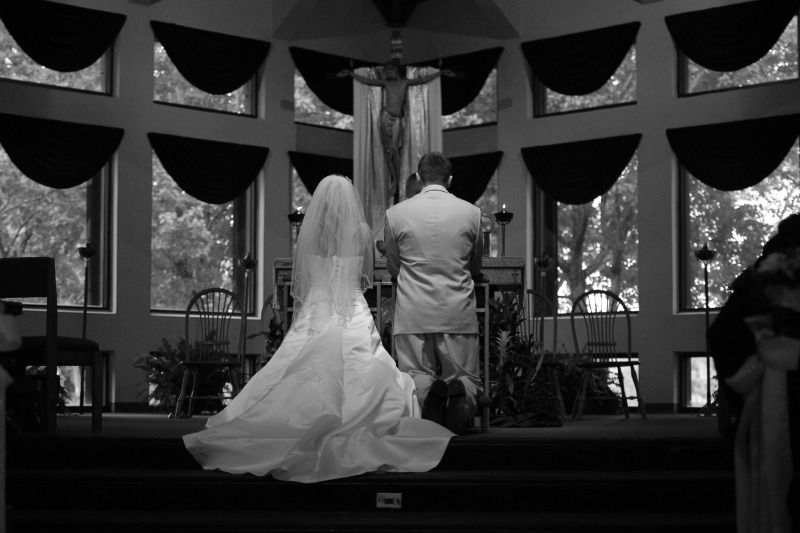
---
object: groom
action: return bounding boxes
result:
[383,152,483,434]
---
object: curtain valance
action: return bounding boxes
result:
[289,48,378,116]
[522,134,641,205]
[450,151,503,204]
[290,47,502,116]
[0,0,125,72]
[148,133,268,204]
[667,114,800,191]
[288,150,499,204]
[417,48,503,115]
[0,112,123,188]
[665,0,799,72]
[521,22,639,96]
[151,21,270,95]
[289,151,354,195]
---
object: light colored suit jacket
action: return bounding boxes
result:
[384,184,483,334]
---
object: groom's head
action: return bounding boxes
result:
[417,152,452,188]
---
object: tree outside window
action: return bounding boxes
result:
[0,148,108,307]
[682,141,800,310]
[153,43,253,115]
[0,20,107,93]
[151,155,255,311]
[294,68,497,130]
[541,47,636,116]
[683,17,798,95]
[556,157,638,313]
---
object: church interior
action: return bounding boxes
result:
[2,0,799,530]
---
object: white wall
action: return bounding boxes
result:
[1,0,798,409]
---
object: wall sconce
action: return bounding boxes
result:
[493,204,513,257]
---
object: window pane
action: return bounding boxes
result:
[682,141,800,309]
[476,173,501,257]
[0,19,107,93]
[153,43,253,115]
[0,148,107,307]
[557,156,638,312]
[294,68,498,130]
[683,17,798,95]
[151,154,252,310]
[542,47,636,115]
[684,355,719,409]
[442,68,498,129]
[294,70,353,129]
[290,168,312,253]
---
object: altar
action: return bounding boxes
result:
[272,256,524,332]
[273,256,524,429]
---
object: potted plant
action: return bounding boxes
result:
[133,336,229,415]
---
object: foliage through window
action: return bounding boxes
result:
[0,19,108,93]
[557,157,638,313]
[151,154,255,310]
[153,43,253,115]
[681,141,800,310]
[0,148,110,307]
[682,17,798,95]
[294,71,353,130]
[442,68,497,129]
[540,48,636,116]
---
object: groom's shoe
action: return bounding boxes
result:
[445,379,470,435]
[422,379,447,425]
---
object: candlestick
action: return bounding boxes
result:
[694,242,717,416]
[492,204,513,257]
[288,207,305,240]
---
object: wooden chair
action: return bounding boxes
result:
[522,289,566,419]
[173,288,245,418]
[569,289,646,419]
[0,257,103,433]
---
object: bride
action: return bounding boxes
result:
[183,174,454,483]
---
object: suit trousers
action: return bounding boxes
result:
[394,332,481,415]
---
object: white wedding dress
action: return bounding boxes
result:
[183,257,454,483]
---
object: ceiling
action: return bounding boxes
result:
[273,0,519,41]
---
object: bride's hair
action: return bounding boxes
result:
[291,175,373,317]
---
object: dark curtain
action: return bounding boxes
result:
[289,48,378,115]
[148,133,268,204]
[449,151,503,204]
[289,151,354,194]
[665,0,799,72]
[0,112,123,188]
[521,134,641,205]
[417,48,503,115]
[667,114,800,191]
[290,47,502,116]
[521,22,639,95]
[151,21,270,95]
[0,0,125,72]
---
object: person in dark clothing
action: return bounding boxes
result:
[709,212,800,533]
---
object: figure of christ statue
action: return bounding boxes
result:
[339,62,454,201]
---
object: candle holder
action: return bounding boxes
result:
[694,242,717,416]
[77,241,97,340]
[480,213,495,257]
[533,254,553,292]
[239,253,256,317]
[288,208,305,240]
[493,205,513,257]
